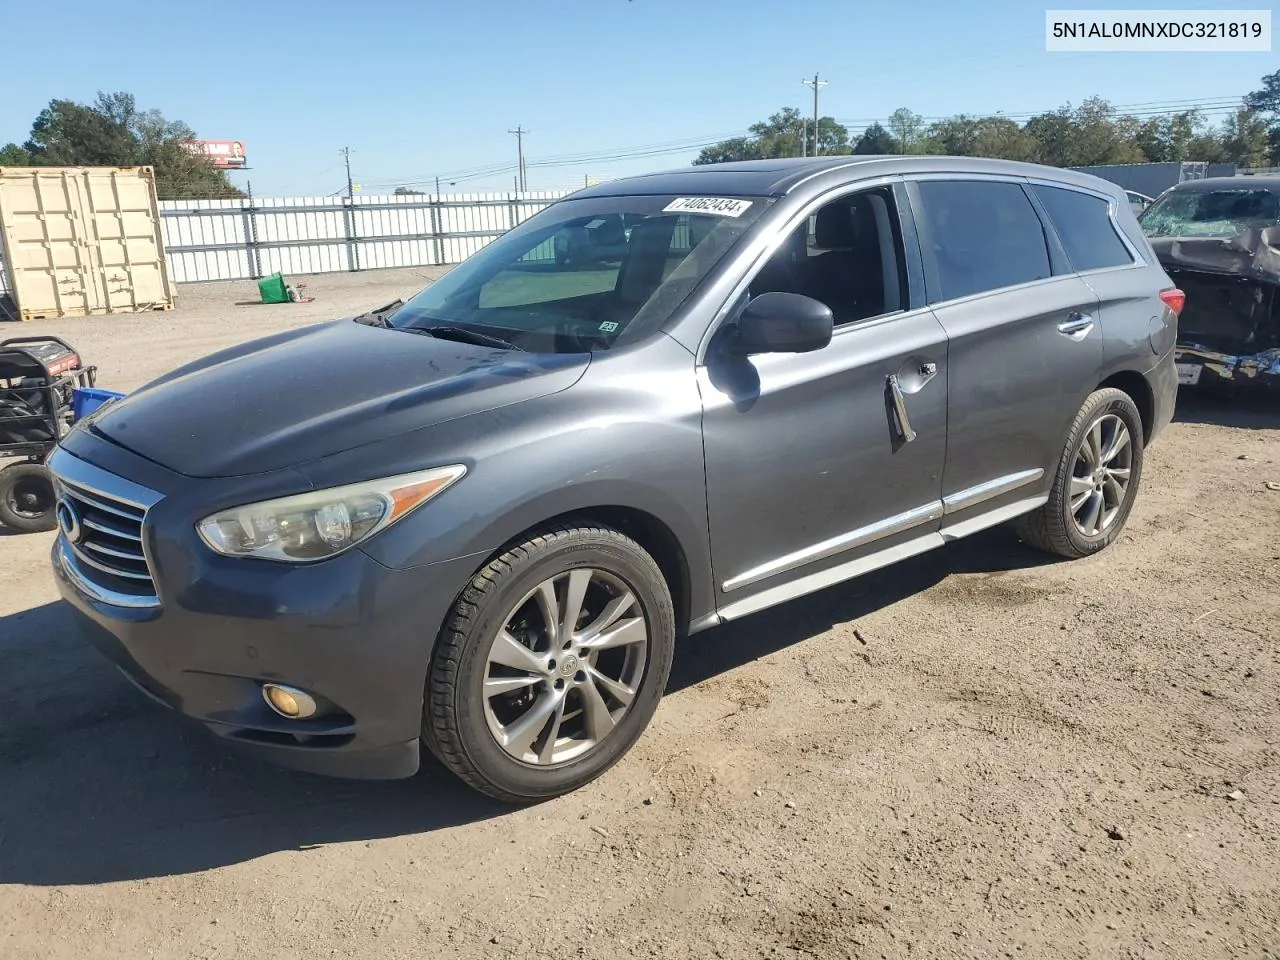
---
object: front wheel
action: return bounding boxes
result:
[1015,387,1145,559]
[424,523,675,803]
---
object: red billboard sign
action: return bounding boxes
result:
[184,140,247,168]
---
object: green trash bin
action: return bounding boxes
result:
[257,272,290,304]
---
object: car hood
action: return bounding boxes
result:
[1148,227,1280,281]
[88,319,590,478]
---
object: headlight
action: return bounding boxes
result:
[196,465,466,562]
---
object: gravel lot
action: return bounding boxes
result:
[2,270,1278,960]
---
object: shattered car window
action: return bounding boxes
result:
[1141,188,1280,238]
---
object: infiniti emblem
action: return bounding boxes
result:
[56,497,84,544]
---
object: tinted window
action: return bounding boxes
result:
[748,187,907,325]
[1034,185,1134,272]
[916,181,1051,301]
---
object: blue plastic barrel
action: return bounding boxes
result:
[72,387,126,421]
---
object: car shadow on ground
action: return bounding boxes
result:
[0,528,1053,886]
[1173,389,1280,430]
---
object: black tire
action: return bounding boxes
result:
[1015,387,1144,559]
[424,522,675,803]
[0,461,58,533]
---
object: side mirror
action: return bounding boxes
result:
[732,292,834,355]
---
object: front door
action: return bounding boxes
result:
[699,183,950,619]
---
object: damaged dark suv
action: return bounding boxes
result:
[1141,176,1280,393]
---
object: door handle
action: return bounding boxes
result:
[887,373,917,443]
[1057,313,1095,341]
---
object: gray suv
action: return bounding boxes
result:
[48,157,1181,802]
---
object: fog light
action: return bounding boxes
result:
[262,683,317,719]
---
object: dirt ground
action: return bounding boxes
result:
[1,269,1278,960]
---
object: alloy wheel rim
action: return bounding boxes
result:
[1070,413,1133,537]
[482,568,648,765]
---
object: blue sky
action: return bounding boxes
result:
[3,0,1274,197]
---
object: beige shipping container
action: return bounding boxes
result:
[0,166,175,321]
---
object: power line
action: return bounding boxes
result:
[336,93,1255,193]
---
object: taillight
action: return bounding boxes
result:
[1159,288,1186,317]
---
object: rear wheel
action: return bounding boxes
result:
[1015,388,1144,559]
[0,461,57,533]
[424,523,675,803]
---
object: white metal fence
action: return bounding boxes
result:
[159,190,570,283]
[0,190,571,298]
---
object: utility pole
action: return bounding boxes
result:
[509,126,529,192]
[341,146,354,199]
[801,74,828,156]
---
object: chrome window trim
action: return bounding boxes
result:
[906,173,1150,310]
[694,173,906,363]
[1022,176,1150,268]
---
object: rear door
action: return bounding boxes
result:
[907,177,1102,530]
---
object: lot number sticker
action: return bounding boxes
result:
[663,197,753,217]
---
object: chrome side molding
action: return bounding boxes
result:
[942,468,1044,514]
[721,468,1047,596]
[721,500,943,593]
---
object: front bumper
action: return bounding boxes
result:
[48,442,483,781]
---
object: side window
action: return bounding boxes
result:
[747,187,908,325]
[1033,185,1136,272]
[915,180,1052,302]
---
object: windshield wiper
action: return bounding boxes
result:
[412,325,525,351]
[353,299,405,327]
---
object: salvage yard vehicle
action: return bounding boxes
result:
[0,338,99,533]
[1126,190,1154,217]
[48,156,1181,802]
[1140,176,1280,393]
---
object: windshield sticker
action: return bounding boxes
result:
[663,197,753,218]
[598,321,619,333]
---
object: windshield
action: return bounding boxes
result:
[1141,187,1280,238]
[388,194,770,352]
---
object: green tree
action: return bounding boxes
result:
[1023,98,1145,166]
[693,108,850,164]
[886,108,924,152]
[852,122,895,155]
[0,143,32,165]
[7,91,242,199]
[1135,110,1211,162]
[1244,69,1280,164]
[1220,109,1272,167]
[693,136,761,165]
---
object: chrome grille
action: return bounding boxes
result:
[48,449,162,608]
